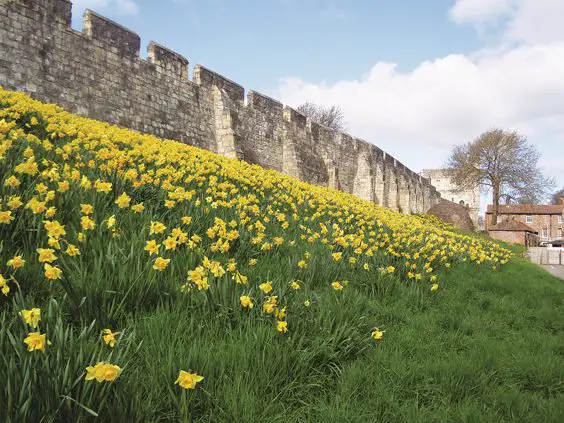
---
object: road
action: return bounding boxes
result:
[541,265,564,280]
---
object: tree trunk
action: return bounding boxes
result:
[491,180,500,227]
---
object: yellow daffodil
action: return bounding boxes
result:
[44,263,62,280]
[276,320,288,333]
[371,328,385,340]
[102,329,118,347]
[0,210,14,224]
[175,370,204,389]
[80,216,95,231]
[85,362,121,382]
[24,331,50,351]
[262,296,278,314]
[144,240,160,255]
[106,215,116,228]
[57,180,70,192]
[80,203,93,214]
[7,196,23,210]
[131,203,145,213]
[233,271,248,285]
[153,257,170,271]
[149,221,166,235]
[0,274,10,296]
[20,308,41,328]
[43,220,66,239]
[37,248,57,263]
[259,281,273,294]
[7,255,25,269]
[240,295,253,309]
[331,281,344,291]
[5,175,20,187]
[332,252,343,261]
[163,237,177,251]
[115,193,131,208]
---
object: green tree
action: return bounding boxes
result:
[447,129,554,226]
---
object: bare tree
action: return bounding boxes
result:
[296,102,347,132]
[447,129,555,226]
[552,187,564,204]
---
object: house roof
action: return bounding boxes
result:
[489,218,538,233]
[486,204,564,215]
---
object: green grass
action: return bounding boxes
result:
[308,258,564,423]
[124,257,562,422]
[6,255,562,422]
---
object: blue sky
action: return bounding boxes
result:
[71,1,480,89]
[72,0,564,200]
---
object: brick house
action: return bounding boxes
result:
[488,219,539,246]
[485,202,564,245]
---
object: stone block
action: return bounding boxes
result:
[548,250,561,265]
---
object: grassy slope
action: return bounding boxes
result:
[310,257,564,423]
[120,256,564,423]
[0,89,563,422]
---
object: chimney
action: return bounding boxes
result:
[560,197,564,205]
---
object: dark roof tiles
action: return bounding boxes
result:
[486,204,564,214]
[489,218,538,233]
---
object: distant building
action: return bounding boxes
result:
[421,169,480,229]
[485,202,564,245]
[488,218,539,246]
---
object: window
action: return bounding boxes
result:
[542,228,548,238]
[558,228,563,238]
[525,215,533,223]
[558,215,563,224]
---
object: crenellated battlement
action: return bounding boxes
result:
[147,42,189,80]
[20,0,72,24]
[83,10,141,58]
[0,0,441,213]
[283,106,308,129]
[247,91,283,112]
[193,65,245,105]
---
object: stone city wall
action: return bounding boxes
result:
[528,248,564,265]
[0,0,441,213]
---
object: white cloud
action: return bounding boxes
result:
[505,0,564,44]
[451,0,564,44]
[73,0,139,16]
[450,0,512,23]
[275,0,564,185]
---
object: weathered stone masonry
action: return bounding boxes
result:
[0,0,441,213]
